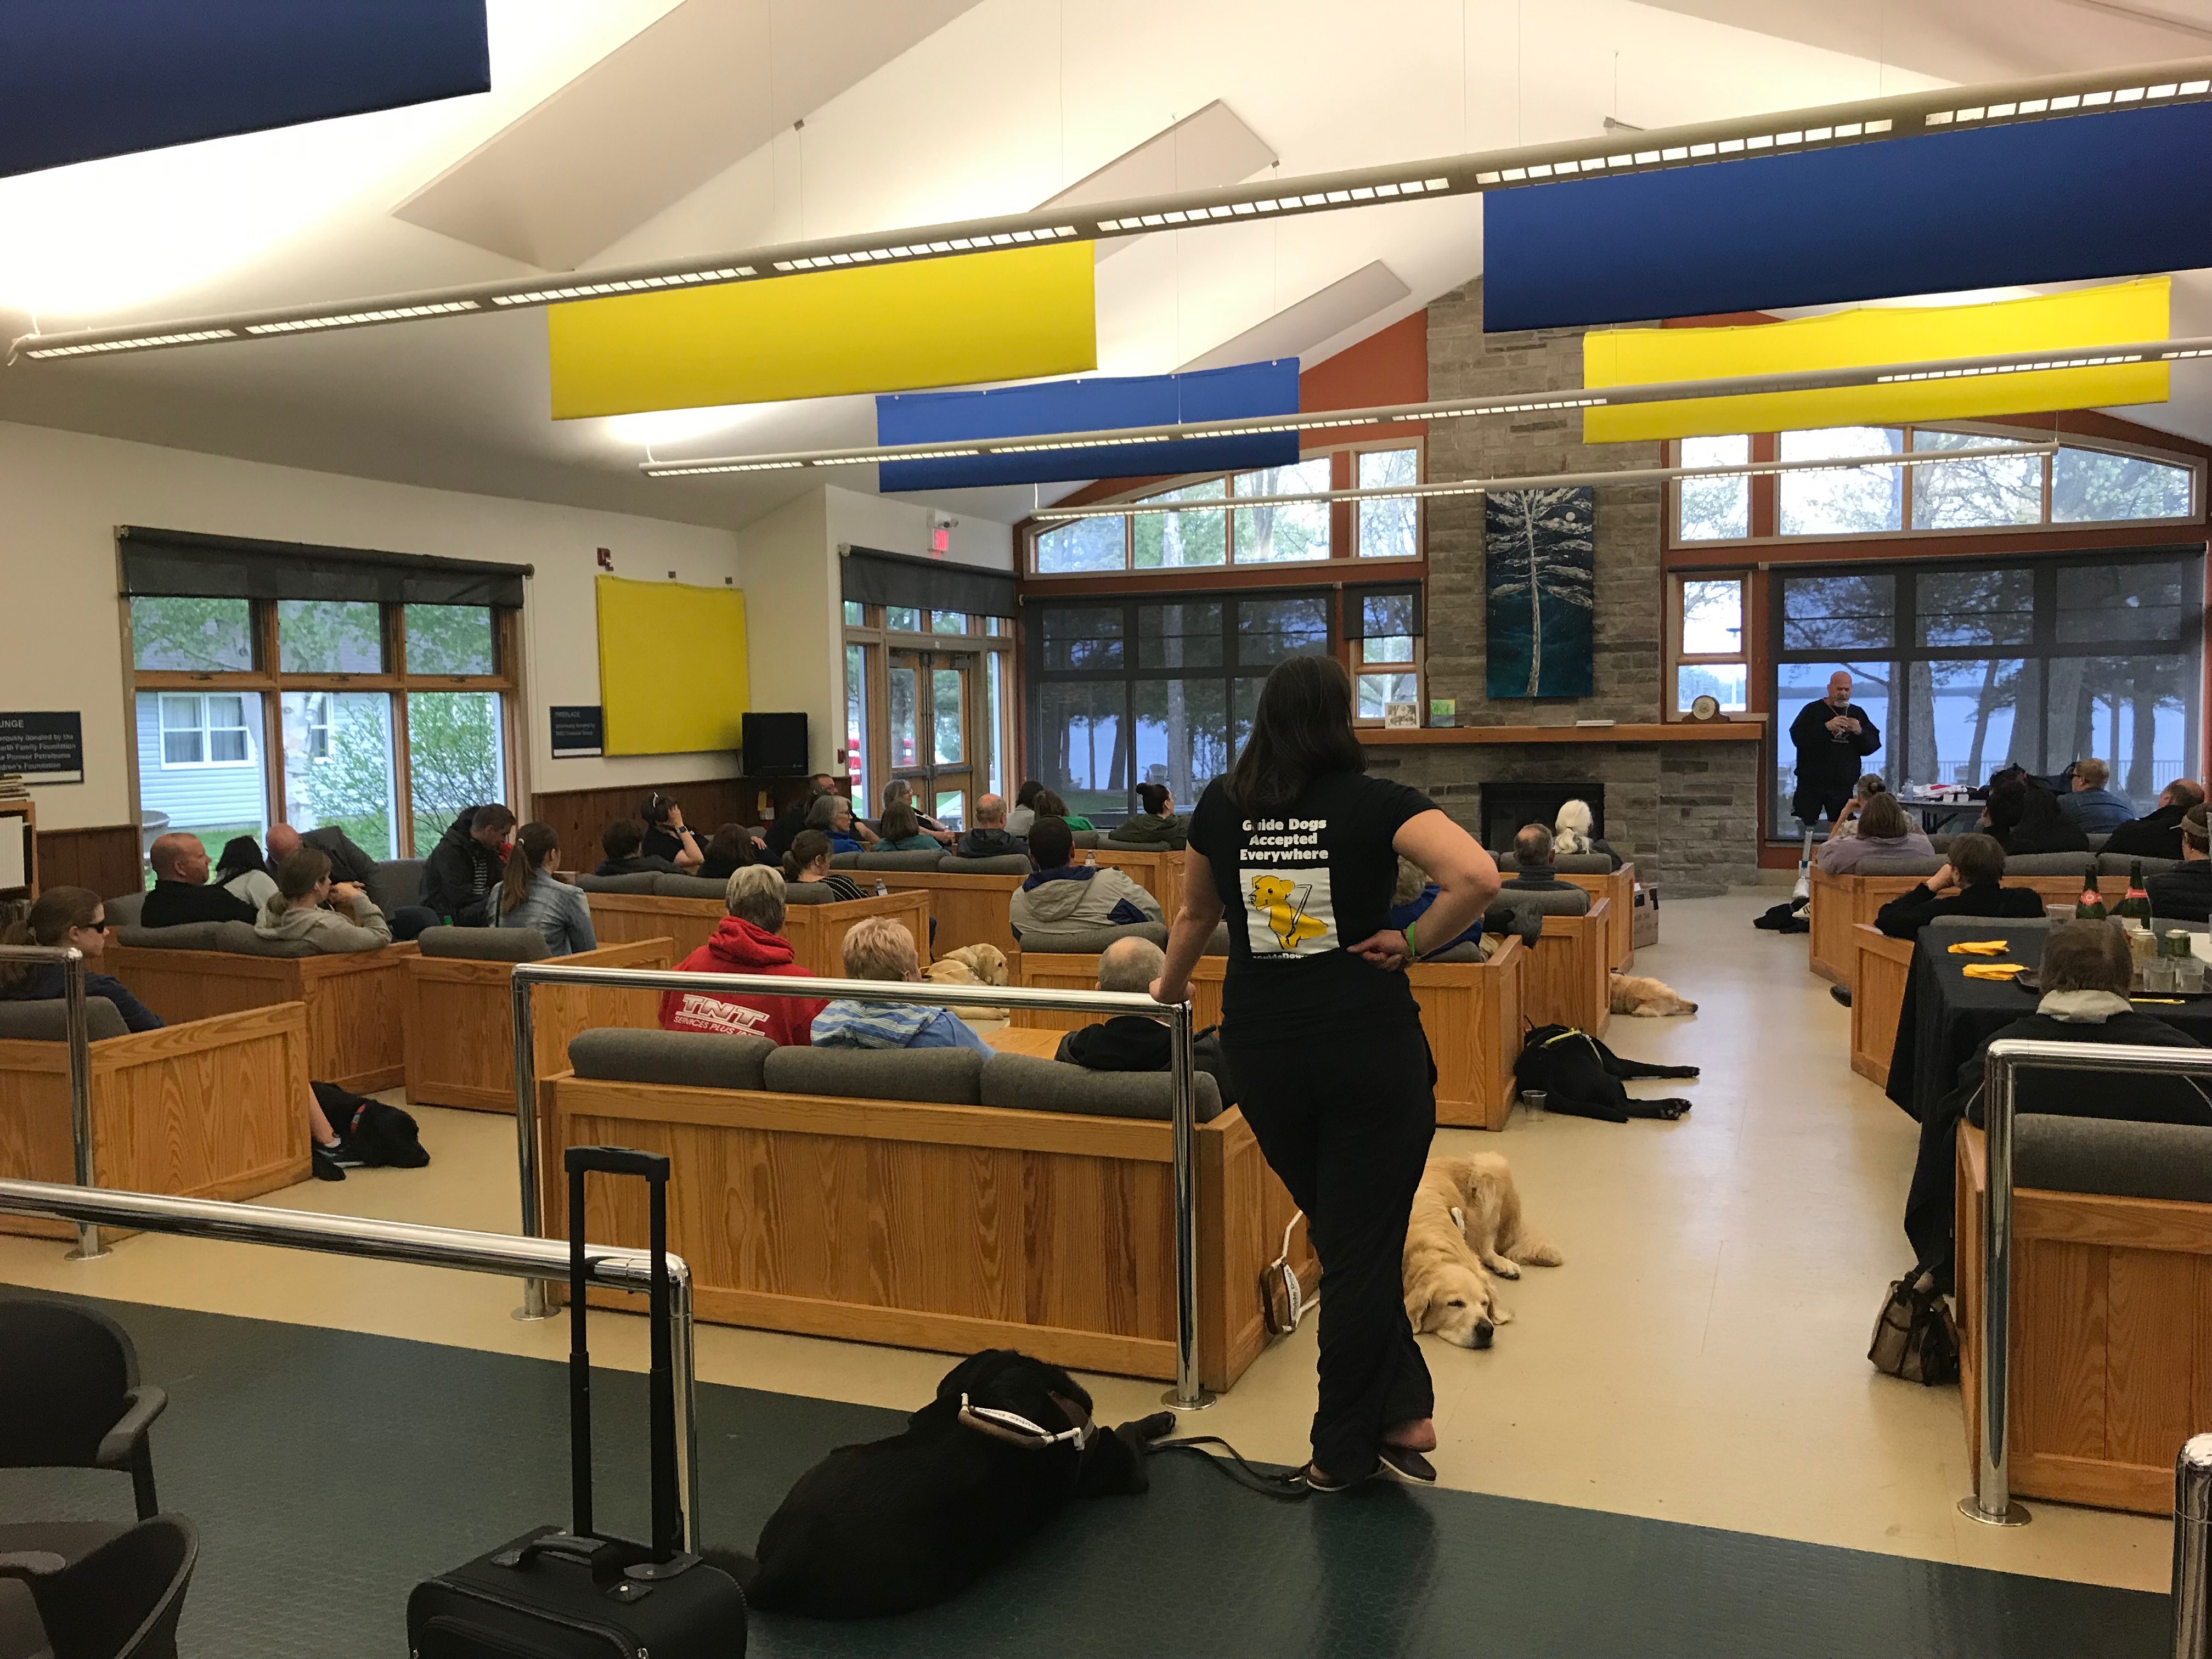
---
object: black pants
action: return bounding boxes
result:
[1790,787,1851,832]
[1226,1020,1436,1481]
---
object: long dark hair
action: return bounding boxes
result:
[879,802,921,843]
[704,822,752,870]
[0,887,103,993]
[1226,655,1363,812]
[499,822,560,915]
[213,836,267,885]
[782,830,833,878]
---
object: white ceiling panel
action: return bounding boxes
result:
[1039,99,1278,260]
[1178,260,1413,373]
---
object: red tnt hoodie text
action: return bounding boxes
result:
[658,917,827,1045]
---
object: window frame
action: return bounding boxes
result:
[842,601,1018,818]
[1666,573,1751,719]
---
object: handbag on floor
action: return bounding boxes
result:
[405,1146,747,1657]
[1867,1269,1959,1386]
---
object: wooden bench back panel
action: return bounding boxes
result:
[404,938,677,1112]
[586,890,932,976]
[586,893,720,959]
[1848,926,1914,1088]
[1560,866,1635,971]
[872,871,1022,959]
[1957,1125,2212,1514]
[1521,899,1611,1037]
[782,889,933,974]
[0,1003,311,1239]
[104,943,418,1093]
[545,1075,1308,1390]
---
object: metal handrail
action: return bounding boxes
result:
[0,944,103,1260]
[1966,1039,2212,1528]
[0,1175,704,1550]
[512,963,1214,1409]
[2180,1435,2212,1659]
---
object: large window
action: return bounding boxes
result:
[1671,576,1748,714]
[1028,590,1332,822]
[841,602,1015,824]
[1767,552,2202,832]
[128,595,516,866]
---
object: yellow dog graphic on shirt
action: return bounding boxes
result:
[1249,874,1328,952]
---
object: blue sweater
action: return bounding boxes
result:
[2058,786,2134,836]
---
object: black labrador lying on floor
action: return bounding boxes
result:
[715,1350,1155,1619]
[1514,1023,1699,1122]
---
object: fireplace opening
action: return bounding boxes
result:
[1479,780,1605,854]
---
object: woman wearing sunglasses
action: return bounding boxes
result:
[0,886,161,1032]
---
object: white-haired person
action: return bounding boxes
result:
[811,916,989,1053]
[1549,799,1622,870]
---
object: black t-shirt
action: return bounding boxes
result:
[141,879,257,928]
[641,824,693,866]
[1187,772,1435,1038]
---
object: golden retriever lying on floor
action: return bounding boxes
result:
[1402,1154,1563,1348]
[922,943,1011,1021]
[1610,970,1697,1017]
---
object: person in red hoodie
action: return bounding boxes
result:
[658,865,827,1044]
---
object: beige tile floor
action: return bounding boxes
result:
[0,891,2171,1589]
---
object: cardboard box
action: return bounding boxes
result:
[1633,884,1659,950]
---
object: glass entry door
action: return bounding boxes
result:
[888,649,977,831]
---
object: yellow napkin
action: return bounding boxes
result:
[1961,962,2028,980]
[1947,940,2011,956]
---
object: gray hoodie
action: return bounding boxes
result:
[255,889,392,953]
[1008,864,1163,938]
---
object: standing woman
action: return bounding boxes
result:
[1153,656,1497,1488]
[495,822,597,955]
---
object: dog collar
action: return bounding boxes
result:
[957,1391,1095,1451]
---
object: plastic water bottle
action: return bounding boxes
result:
[1084,850,1097,868]
[874,878,889,897]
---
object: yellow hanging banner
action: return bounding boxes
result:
[595,576,748,755]
[548,243,1096,419]
[1581,279,2170,444]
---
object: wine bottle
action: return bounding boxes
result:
[2076,860,2107,922]
[2123,859,2152,922]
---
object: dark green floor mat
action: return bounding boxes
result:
[0,1295,2170,1657]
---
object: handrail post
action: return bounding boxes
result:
[1163,998,1212,1412]
[669,1265,701,1549]
[511,971,548,1321]
[1961,1040,2029,1526]
[60,945,104,1261]
[2177,1434,2212,1659]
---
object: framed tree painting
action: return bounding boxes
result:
[1486,487,1594,698]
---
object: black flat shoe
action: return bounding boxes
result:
[1378,1445,1438,1485]
[1830,984,1852,1008]
[1299,1463,1364,1493]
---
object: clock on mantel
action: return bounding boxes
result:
[1684,695,1730,724]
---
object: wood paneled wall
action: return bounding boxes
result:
[35,825,144,900]
[530,777,813,872]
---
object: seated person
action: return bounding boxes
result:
[2057,757,2134,836]
[269,821,438,940]
[3,886,363,1178]
[1113,782,1188,849]
[954,793,1029,862]
[805,792,874,855]
[1389,856,1483,955]
[421,804,517,924]
[1053,936,1235,1103]
[1873,832,2044,938]
[140,832,257,927]
[659,865,827,1044]
[1009,817,1164,940]
[1035,788,1093,832]
[810,916,989,1053]
[256,848,393,951]
[594,818,682,878]
[213,836,278,910]
[1,885,161,1031]
[1550,798,1622,868]
[639,792,706,871]
[1815,791,1934,874]
[697,822,755,882]
[880,780,953,847]
[2106,777,2206,861]
[1007,780,1047,839]
[2147,804,2212,922]
[1981,775,2089,856]
[1502,824,1573,890]
[781,830,865,901]
[764,774,837,864]
[873,800,941,853]
[1825,775,1890,843]
[493,822,596,954]
[1905,920,2212,1289]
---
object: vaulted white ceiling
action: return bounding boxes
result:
[2,0,2208,534]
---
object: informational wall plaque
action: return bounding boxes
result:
[0,711,83,783]
[550,705,605,759]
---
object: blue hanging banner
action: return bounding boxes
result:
[1483,102,2212,333]
[876,359,1301,492]
[1,1,490,179]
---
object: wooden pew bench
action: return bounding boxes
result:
[583,878,932,975]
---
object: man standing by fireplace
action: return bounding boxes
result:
[1789,670,1882,833]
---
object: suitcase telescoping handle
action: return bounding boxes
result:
[563,1145,681,1562]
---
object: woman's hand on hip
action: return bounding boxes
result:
[1350,928,1410,970]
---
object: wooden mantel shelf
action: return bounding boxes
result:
[1363,720,1767,746]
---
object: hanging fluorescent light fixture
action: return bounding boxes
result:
[636,337,2209,477]
[11,57,2209,363]
[1025,443,2059,520]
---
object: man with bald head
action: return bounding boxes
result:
[267,821,379,888]
[955,793,1029,861]
[1788,669,1882,833]
[1052,935,1235,1104]
[141,832,259,928]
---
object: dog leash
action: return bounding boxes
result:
[1145,1435,1312,1500]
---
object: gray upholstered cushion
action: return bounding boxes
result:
[2086,833,2110,853]
[1099,836,1152,851]
[115,921,229,952]
[763,1045,984,1105]
[1854,855,1947,876]
[568,1028,773,1091]
[781,881,836,906]
[830,851,864,868]
[367,859,426,916]
[652,874,729,899]
[103,891,146,928]
[417,925,549,962]
[577,872,663,894]
[0,998,131,1042]
[2102,854,2182,877]
[1495,854,1612,874]
[980,1053,1222,1122]
[1069,831,1101,849]
[2016,1116,2212,1204]
[1497,888,1590,921]
[1426,942,1486,963]
[1015,922,1171,955]
[938,854,1032,876]
[854,850,946,871]
[2005,852,2098,876]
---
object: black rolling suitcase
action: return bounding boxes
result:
[407,1147,747,1657]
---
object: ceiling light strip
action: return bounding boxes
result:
[635,337,2206,477]
[14,55,2209,362]
[1025,444,2059,519]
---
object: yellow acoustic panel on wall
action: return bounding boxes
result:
[548,243,1097,419]
[596,576,748,756]
[1581,279,2170,443]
